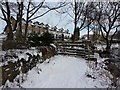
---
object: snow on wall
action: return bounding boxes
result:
[0,49,43,85]
[2,55,114,88]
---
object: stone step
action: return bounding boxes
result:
[57,44,84,47]
[58,50,86,54]
[56,41,83,44]
[57,52,86,57]
[58,47,85,51]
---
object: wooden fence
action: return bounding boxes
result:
[55,41,94,59]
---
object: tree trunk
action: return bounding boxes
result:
[18,2,23,41]
[87,25,90,40]
[7,21,13,40]
[6,2,13,40]
[24,21,29,40]
[16,18,23,41]
[73,0,77,41]
[106,39,111,53]
[16,2,24,41]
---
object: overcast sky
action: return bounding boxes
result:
[0,1,89,36]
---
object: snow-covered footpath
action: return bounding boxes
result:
[2,55,113,88]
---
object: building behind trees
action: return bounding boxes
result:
[3,17,71,41]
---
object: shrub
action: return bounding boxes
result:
[28,33,41,47]
[28,31,53,47]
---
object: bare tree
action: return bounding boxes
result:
[0,0,13,40]
[0,0,24,41]
[16,1,24,41]
[0,0,67,41]
[96,2,120,52]
[82,2,97,40]
[23,0,67,39]
[71,0,86,41]
[65,1,95,41]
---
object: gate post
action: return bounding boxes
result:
[0,57,2,86]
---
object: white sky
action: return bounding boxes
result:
[0,1,89,37]
[0,12,88,37]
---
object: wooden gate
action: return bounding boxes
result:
[55,41,94,59]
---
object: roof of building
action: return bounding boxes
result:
[33,21,39,25]
[39,23,44,25]
[5,17,70,34]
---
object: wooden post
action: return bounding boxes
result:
[83,40,91,59]
[0,66,2,86]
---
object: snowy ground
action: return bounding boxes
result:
[3,55,113,88]
[95,44,119,51]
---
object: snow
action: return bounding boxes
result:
[0,49,42,66]
[0,51,6,56]
[94,53,108,63]
[95,44,119,51]
[4,55,113,88]
[50,44,56,48]
[0,34,7,39]
[111,44,119,48]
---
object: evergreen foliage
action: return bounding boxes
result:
[28,31,53,47]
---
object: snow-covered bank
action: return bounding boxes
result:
[0,49,42,66]
[4,55,113,88]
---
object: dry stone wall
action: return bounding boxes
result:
[0,45,56,86]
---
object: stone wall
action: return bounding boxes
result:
[0,45,56,86]
[1,53,41,85]
[37,45,56,60]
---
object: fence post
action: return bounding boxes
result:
[0,66,2,86]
